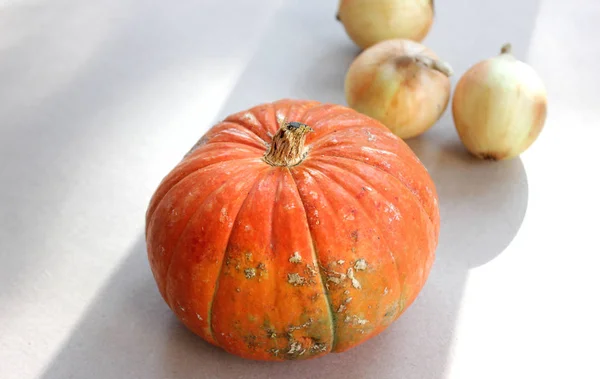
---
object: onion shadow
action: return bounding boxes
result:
[405,120,529,269]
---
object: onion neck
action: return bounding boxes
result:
[263,121,313,167]
[501,43,512,55]
[397,55,453,77]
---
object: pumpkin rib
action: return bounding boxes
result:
[301,104,354,128]
[202,120,266,148]
[312,144,404,166]
[282,102,296,127]
[186,140,263,156]
[148,143,261,220]
[270,170,286,349]
[260,102,285,137]
[186,141,265,160]
[309,125,382,148]
[162,166,267,311]
[251,101,335,139]
[302,162,405,318]
[146,157,260,230]
[311,154,435,228]
[187,121,268,154]
[198,129,266,151]
[146,157,244,238]
[183,144,262,169]
[207,168,272,344]
[310,155,436,239]
[328,154,436,229]
[178,143,263,172]
[275,100,316,136]
[258,101,286,137]
[288,168,337,352]
[224,111,274,143]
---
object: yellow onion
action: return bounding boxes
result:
[344,38,453,139]
[336,0,435,49]
[452,44,548,160]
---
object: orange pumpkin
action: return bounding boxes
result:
[145,99,440,361]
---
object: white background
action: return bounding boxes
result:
[1,0,599,378]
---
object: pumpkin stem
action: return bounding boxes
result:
[263,121,313,167]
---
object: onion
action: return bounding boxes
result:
[452,44,548,160]
[344,38,453,139]
[336,0,435,49]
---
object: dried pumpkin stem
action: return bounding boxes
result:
[263,121,313,167]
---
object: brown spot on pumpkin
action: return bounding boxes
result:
[257,262,266,271]
[343,209,356,221]
[305,264,317,277]
[350,230,359,242]
[354,258,367,271]
[266,329,277,339]
[219,207,228,223]
[349,315,369,325]
[327,275,344,285]
[244,335,259,350]
[244,268,256,279]
[347,268,362,289]
[245,252,253,262]
[287,273,306,286]
[311,342,328,353]
[310,293,320,302]
[268,348,280,357]
[287,318,313,332]
[287,341,306,356]
[385,303,399,318]
[289,252,302,263]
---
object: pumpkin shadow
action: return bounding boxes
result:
[38,238,173,379]
[37,235,468,379]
